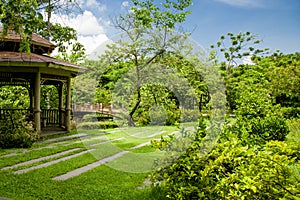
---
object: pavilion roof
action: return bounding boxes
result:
[0,29,86,76]
[0,51,86,74]
[0,29,56,54]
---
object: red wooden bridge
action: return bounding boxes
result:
[72,104,119,120]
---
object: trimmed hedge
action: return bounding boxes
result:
[76,121,118,130]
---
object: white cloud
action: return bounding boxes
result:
[78,34,109,54]
[213,0,263,8]
[88,0,107,11]
[122,1,130,8]
[48,10,109,55]
[86,0,98,7]
[88,39,114,60]
[51,10,104,35]
[242,55,255,65]
[79,0,107,12]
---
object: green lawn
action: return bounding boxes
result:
[0,126,183,200]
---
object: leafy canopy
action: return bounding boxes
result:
[0,0,85,63]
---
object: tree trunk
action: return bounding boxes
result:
[128,86,141,127]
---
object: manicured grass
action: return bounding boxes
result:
[0,125,178,199]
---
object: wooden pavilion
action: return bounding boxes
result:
[0,30,85,134]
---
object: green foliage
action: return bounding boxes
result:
[223,52,300,111]
[95,53,208,126]
[82,114,99,122]
[150,36,299,199]
[259,53,300,108]
[93,0,196,126]
[72,74,98,105]
[0,111,37,148]
[0,86,30,109]
[225,115,289,145]
[76,121,118,130]
[130,0,192,29]
[181,109,199,123]
[41,85,59,109]
[151,133,300,199]
[148,104,167,125]
[0,131,37,148]
[159,52,210,110]
[130,84,182,126]
[286,118,300,144]
[0,0,42,52]
[225,70,290,144]
[211,31,269,68]
[0,0,86,63]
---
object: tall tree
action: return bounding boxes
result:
[211,31,269,71]
[98,0,193,126]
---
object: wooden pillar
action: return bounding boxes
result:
[34,72,41,133]
[65,77,71,131]
[29,81,34,119]
[58,83,64,127]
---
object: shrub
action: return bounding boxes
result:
[82,113,99,122]
[227,114,290,145]
[151,134,300,199]
[0,111,37,148]
[181,109,200,123]
[149,104,167,125]
[134,103,181,126]
[76,121,118,130]
[0,131,37,148]
[281,107,300,119]
[229,86,290,144]
[286,118,300,144]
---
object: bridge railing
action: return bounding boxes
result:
[73,104,113,114]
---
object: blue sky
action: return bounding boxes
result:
[61,0,300,55]
[186,0,300,54]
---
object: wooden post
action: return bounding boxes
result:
[65,77,71,131]
[29,80,34,120]
[58,83,64,127]
[34,72,41,133]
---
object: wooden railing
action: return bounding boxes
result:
[41,109,64,126]
[0,109,64,127]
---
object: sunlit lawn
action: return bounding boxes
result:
[0,125,182,200]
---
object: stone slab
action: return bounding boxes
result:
[1,148,81,171]
[52,151,129,181]
[14,149,95,174]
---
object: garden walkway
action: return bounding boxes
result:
[0,128,174,181]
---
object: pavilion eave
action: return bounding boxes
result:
[0,51,86,76]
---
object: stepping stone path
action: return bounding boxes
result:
[131,141,151,150]
[89,137,124,147]
[52,151,129,181]
[130,130,166,138]
[1,129,170,181]
[39,133,88,143]
[13,149,95,174]
[1,148,81,171]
